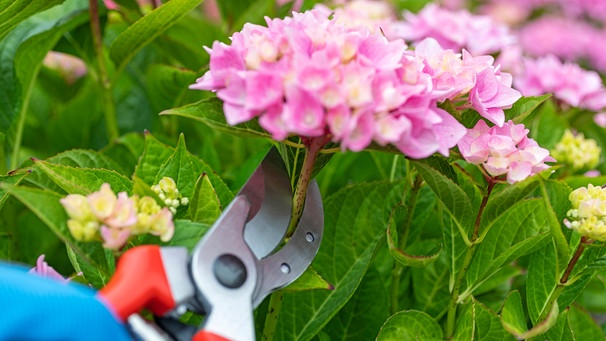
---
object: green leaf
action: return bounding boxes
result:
[535,309,574,341]
[0,0,64,41]
[163,219,210,252]
[232,0,273,30]
[387,203,441,267]
[501,290,559,339]
[567,305,606,340]
[376,310,443,341]
[109,0,204,71]
[187,172,221,225]
[146,63,199,111]
[26,150,129,191]
[467,199,550,291]
[215,0,257,28]
[134,132,233,208]
[322,266,387,340]
[565,175,606,190]
[101,132,145,176]
[409,204,452,318]
[161,97,273,140]
[482,176,539,229]
[531,99,567,149]
[0,171,29,210]
[0,0,89,139]
[134,132,175,185]
[283,266,334,293]
[473,297,515,341]
[32,159,133,195]
[274,181,404,340]
[6,185,111,287]
[506,94,552,124]
[527,242,558,325]
[539,177,572,273]
[413,160,474,243]
[453,302,475,341]
[500,291,527,335]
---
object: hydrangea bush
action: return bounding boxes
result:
[2,0,606,340]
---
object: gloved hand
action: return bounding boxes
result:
[0,263,133,341]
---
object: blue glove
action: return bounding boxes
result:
[0,263,133,341]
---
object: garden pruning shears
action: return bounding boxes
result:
[98,147,324,341]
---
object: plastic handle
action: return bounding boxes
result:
[99,245,176,321]
[193,330,231,341]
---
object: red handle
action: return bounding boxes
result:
[99,245,176,321]
[193,330,231,341]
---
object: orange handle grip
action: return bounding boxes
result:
[193,330,231,341]
[99,245,176,321]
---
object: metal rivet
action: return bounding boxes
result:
[213,254,247,289]
[280,263,291,274]
[305,232,315,243]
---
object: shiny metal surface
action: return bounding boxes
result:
[190,196,257,341]
[253,181,323,307]
[187,147,324,341]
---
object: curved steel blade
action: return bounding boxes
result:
[252,180,323,307]
[241,147,293,259]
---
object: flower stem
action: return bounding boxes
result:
[261,291,283,341]
[285,136,329,238]
[445,176,496,339]
[389,174,422,314]
[89,0,119,142]
[262,136,329,341]
[538,236,591,322]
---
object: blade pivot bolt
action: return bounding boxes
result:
[213,254,247,289]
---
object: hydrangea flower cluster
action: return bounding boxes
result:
[457,120,554,184]
[551,130,601,172]
[151,177,189,214]
[566,184,606,242]
[190,8,521,158]
[397,3,516,55]
[513,55,606,112]
[60,183,175,250]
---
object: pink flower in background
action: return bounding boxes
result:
[457,120,554,183]
[29,255,68,282]
[397,4,516,55]
[43,52,87,85]
[518,16,596,63]
[514,55,606,111]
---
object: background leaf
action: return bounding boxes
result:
[109,0,204,71]
[273,181,404,340]
[0,0,65,41]
[376,310,443,341]
[161,97,273,140]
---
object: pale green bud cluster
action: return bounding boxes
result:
[551,130,601,171]
[566,184,606,241]
[151,177,189,214]
[60,183,175,250]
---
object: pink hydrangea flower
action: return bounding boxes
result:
[514,55,606,111]
[457,120,555,184]
[191,9,471,158]
[396,4,516,55]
